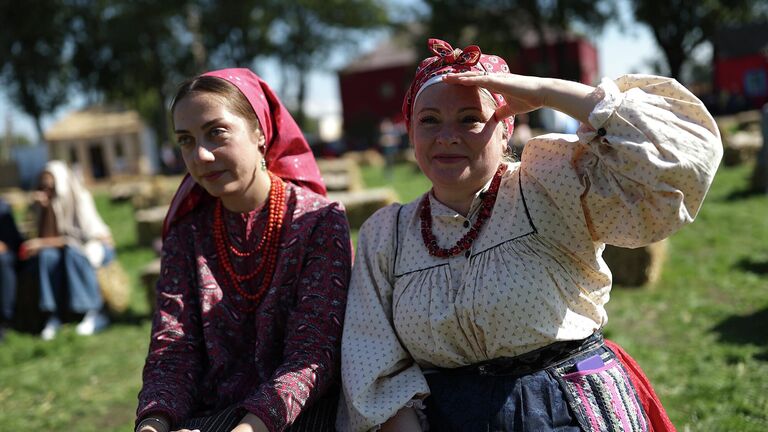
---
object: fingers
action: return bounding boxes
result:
[442,71,493,87]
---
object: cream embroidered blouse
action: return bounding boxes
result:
[337,75,723,432]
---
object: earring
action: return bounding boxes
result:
[259,143,267,171]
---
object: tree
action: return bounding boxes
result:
[422,0,616,76]
[629,0,766,81]
[0,0,72,141]
[267,0,390,127]
[69,0,198,146]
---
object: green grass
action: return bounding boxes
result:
[1,162,766,431]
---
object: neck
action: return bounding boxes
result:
[221,170,272,213]
[432,183,482,216]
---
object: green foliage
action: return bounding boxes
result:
[1,164,767,430]
[629,0,767,80]
[0,0,73,138]
[422,0,617,76]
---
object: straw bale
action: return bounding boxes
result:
[96,260,131,314]
[329,188,398,230]
[135,205,168,247]
[603,239,668,287]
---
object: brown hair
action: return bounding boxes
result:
[170,75,260,131]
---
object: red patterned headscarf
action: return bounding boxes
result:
[402,38,514,136]
[162,68,326,237]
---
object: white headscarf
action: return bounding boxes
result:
[41,160,111,266]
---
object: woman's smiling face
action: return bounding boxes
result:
[173,91,266,209]
[410,81,507,196]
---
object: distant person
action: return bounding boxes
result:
[20,160,114,340]
[338,38,722,431]
[379,118,400,179]
[135,68,351,432]
[0,197,24,341]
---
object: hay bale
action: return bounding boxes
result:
[109,180,151,202]
[317,158,364,192]
[722,131,761,166]
[140,258,162,313]
[603,240,668,287]
[96,260,131,314]
[343,149,385,168]
[329,188,399,230]
[135,205,168,248]
[131,176,179,210]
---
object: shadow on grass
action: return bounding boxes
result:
[735,257,768,275]
[724,186,767,201]
[712,307,768,361]
[110,308,152,326]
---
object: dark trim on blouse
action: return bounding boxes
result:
[518,168,538,234]
[393,203,449,278]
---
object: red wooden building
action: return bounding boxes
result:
[713,22,768,112]
[337,32,599,150]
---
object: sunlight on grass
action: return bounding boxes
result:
[1,162,766,431]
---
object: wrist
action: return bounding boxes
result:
[136,415,169,432]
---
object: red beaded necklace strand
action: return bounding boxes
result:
[213,171,286,309]
[420,164,507,258]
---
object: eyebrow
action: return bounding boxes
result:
[174,118,225,134]
[416,106,484,114]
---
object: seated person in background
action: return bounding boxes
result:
[0,197,24,341]
[20,160,114,340]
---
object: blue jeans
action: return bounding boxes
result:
[0,251,16,322]
[32,246,103,314]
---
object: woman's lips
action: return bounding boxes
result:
[432,154,467,163]
[202,170,225,181]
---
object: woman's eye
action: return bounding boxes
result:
[462,115,482,124]
[418,116,438,125]
[177,135,193,147]
[210,128,228,138]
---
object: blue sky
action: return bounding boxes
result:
[1,2,665,141]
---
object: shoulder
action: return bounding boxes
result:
[164,198,215,241]
[358,196,421,249]
[287,182,347,222]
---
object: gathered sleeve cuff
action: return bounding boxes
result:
[336,205,431,432]
[136,222,204,427]
[242,203,352,431]
[522,74,723,250]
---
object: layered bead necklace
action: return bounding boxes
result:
[420,164,507,258]
[213,171,286,310]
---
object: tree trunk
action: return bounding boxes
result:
[33,116,44,144]
[296,67,307,129]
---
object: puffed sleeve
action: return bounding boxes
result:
[136,221,204,427]
[242,203,352,431]
[336,205,431,432]
[521,74,723,250]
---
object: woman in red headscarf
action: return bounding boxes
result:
[135,69,351,432]
[337,39,722,431]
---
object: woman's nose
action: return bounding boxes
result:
[194,142,215,162]
[435,125,459,146]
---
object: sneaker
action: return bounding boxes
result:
[41,316,62,340]
[76,310,109,336]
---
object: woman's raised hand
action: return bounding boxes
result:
[443,71,598,124]
[443,71,547,119]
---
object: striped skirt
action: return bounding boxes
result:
[176,389,337,432]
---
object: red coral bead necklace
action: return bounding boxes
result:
[213,171,286,310]
[420,163,507,258]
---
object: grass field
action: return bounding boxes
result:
[0,162,766,431]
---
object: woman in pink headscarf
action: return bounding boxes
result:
[337,39,722,431]
[135,69,351,432]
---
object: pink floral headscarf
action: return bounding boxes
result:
[163,68,326,237]
[402,38,514,135]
